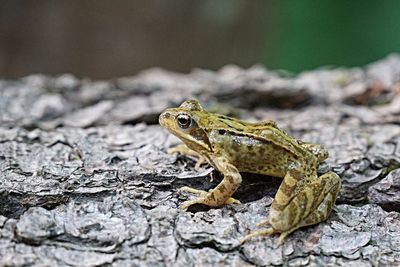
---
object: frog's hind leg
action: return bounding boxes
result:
[282,171,341,232]
[273,171,340,243]
[242,170,340,245]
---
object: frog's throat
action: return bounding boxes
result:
[179,134,213,154]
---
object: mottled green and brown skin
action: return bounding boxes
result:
[159,100,341,244]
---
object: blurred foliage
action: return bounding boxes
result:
[265,0,400,72]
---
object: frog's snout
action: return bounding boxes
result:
[159,111,172,127]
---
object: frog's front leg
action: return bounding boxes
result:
[180,156,242,209]
[242,166,340,245]
[168,144,207,169]
[180,186,240,209]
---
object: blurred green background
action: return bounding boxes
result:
[272,0,400,72]
[1,0,399,78]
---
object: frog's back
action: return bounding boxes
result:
[251,124,328,163]
[211,132,293,178]
[210,126,314,178]
[203,113,323,177]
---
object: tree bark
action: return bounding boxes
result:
[1,55,400,266]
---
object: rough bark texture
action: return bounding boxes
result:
[1,55,400,266]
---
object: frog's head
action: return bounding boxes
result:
[159,100,213,153]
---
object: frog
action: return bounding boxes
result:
[159,100,341,244]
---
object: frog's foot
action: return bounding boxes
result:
[241,221,292,245]
[167,144,193,155]
[168,144,207,170]
[179,186,241,210]
[241,228,280,244]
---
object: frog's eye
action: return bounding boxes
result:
[176,114,192,129]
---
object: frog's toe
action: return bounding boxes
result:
[240,227,276,244]
[194,156,207,170]
[167,146,182,154]
[180,186,208,196]
[255,219,271,227]
[180,200,193,210]
[277,231,290,246]
[180,198,206,210]
[241,227,292,246]
[180,195,239,209]
[225,197,241,205]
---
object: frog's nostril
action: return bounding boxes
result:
[162,112,171,119]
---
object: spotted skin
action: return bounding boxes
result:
[159,100,341,245]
